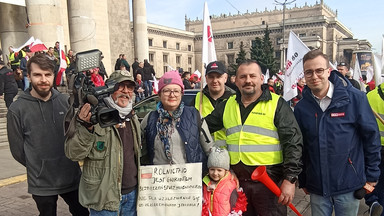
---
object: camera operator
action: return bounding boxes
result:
[65,70,141,215]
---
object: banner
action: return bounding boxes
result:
[137,163,202,216]
[283,31,310,101]
[353,55,366,92]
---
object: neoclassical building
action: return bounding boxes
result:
[0,0,371,77]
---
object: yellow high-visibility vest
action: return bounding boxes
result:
[367,85,384,146]
[9,53,20,66]
[223,94,282,165]
[195,92,226,146]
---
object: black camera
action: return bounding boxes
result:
[69,49,120,128]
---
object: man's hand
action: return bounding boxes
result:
[78,103,93,130]
[278,179,296,206]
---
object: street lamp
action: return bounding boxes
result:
[275,0,296,71]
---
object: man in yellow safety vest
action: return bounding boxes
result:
[205,59,303,216]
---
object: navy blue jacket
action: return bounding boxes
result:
[294,70,381,197]
[144,106,207,169]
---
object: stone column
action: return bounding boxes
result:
[0,3,29,64]
[25,0,65,48]
[132,0,149,62]
[67,0,96,52]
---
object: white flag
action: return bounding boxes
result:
[283,31,310,101]
[12,36,35,53]
[373,54,383,85]
[381,35,384,72]
[202,2,217,67]
[264,69,270,84]
[353,55,366,92]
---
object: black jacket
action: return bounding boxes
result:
[205,85,303,180]
[0,66,18,95]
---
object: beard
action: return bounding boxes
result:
[31,82,52,98]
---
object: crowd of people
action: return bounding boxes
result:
[1,46,384,216]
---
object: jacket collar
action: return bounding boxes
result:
[303,70,350,109]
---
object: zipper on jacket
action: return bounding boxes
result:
[348,157,358,175]
[315,113,318,135]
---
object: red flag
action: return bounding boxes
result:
[56,49,67,86]
[29,39,47,52]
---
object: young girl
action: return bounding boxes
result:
[202,147,247,216]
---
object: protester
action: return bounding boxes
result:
[140,70,214,171]
[7,54,88,216]
[142,59,155,97]
[205,59,303,215]
[121,54,130,72]
[267,78,275,93]
[202,147,247,216]
[65,70,141,215]
[294,49,381,216]
[0,58,18,108]
[134,73,145,103]
[134,62,144,81]
[193,61,235,146]
[89,67,105,87]
[131,58,139,75]
[365,83,384,215]
[337,61,360,90]
[291,77,305,107]
[8,46,21,71]
[226,74,238,92]
[19,47,34,90]
[115,54,123,70]
[182,71,194,89]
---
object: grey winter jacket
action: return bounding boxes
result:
[7,89,82,196]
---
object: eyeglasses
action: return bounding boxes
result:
[304,68,328,78]
[118,83,134,93]
[162,89,182,96]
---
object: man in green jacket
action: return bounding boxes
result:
[65,70,141,216]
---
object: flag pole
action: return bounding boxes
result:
[372,109,384,126]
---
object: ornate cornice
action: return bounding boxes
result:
[147,28,195,40]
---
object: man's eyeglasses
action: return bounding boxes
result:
[162,89,182,96]
[304,68,328,78]
[118,83,134,93]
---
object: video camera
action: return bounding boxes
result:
[69,49,120,128]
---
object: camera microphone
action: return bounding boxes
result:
[86,94,99,106]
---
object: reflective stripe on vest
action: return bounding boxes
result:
[367,86,384,146]
[223,94,282,165]
[195,92,227,143]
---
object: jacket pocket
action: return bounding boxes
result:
[36,156,80,188]
[331,154,361,192]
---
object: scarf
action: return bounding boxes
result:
[156,101,184,164]
[104,95,133,119]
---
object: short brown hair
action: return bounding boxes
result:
[237,59,262,75]
[27,53,55,75]
[303,49,330,67]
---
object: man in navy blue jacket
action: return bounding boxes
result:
[294,49,381,216]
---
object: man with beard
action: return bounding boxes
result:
[204,59,303,216]
[65,70,141,216]
[7,54,89,216]
[193,61,235,147]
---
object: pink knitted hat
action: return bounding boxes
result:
[158,70,184,93]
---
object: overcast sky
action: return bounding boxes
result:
[144,0,384,54]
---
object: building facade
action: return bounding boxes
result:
[0,0,371,78]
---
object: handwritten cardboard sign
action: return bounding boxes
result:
[137,163,202,216]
